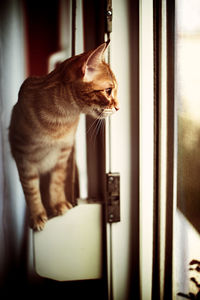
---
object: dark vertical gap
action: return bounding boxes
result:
[152,0,162,299]
[83,1,108,299]
[128,0,140,299]
[164,0,175,299]
[71,0,76,57]
[70,0,79,207]
[83,0,106,200]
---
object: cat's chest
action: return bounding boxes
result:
[41,121,77,144]
[29,118,79,173]
[35,139,71,173]
[44,117,79,143]
[37,146,64,173]
[32,129,74,172]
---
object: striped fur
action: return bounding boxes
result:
[9,43,119,231]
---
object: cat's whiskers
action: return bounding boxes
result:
[86,109,104,134]
[87,118,99,135]
[89,118,101,145]
[88,111,106,148]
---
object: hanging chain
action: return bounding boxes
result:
[106,0,112,37]
[105,3,120,300]
[106,0,112,65]
[105,0,120,223]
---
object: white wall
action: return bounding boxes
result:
[174,0,200,297]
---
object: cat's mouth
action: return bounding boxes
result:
[95,108,115,119]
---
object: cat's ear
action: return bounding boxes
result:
[85,42,108,67]
[82,42,109,82]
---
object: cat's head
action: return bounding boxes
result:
[68,42,119,119]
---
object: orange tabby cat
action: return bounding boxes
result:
[9,42,119,231]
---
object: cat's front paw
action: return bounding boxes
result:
[30,211,48,231]
[50,201,72,217]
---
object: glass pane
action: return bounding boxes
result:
[176,0,200,296]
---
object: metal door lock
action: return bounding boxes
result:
[106,173,120,223]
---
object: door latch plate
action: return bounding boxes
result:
[106,173,120,223]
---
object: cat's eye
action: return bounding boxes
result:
[105,88,112,96]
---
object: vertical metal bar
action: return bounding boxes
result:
[105,1,113,299]
[71,0,76,57]
[83,1,109,299]
[109,223,113,300]
[152,0,162,298]
[128,0,140,297]
[106,0,112,174]
[139,0,154,298]
[164,0,175,299]
[107,43,112,173]
[70,0,78,206]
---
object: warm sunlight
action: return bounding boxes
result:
[176,0,200,297]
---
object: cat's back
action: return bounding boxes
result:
[9,52,87,144]
[9,75,48,148]
[17,52,86,101]
[18,75,48,99]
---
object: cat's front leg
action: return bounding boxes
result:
[18,167,47,231]
[49,148,72,217]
